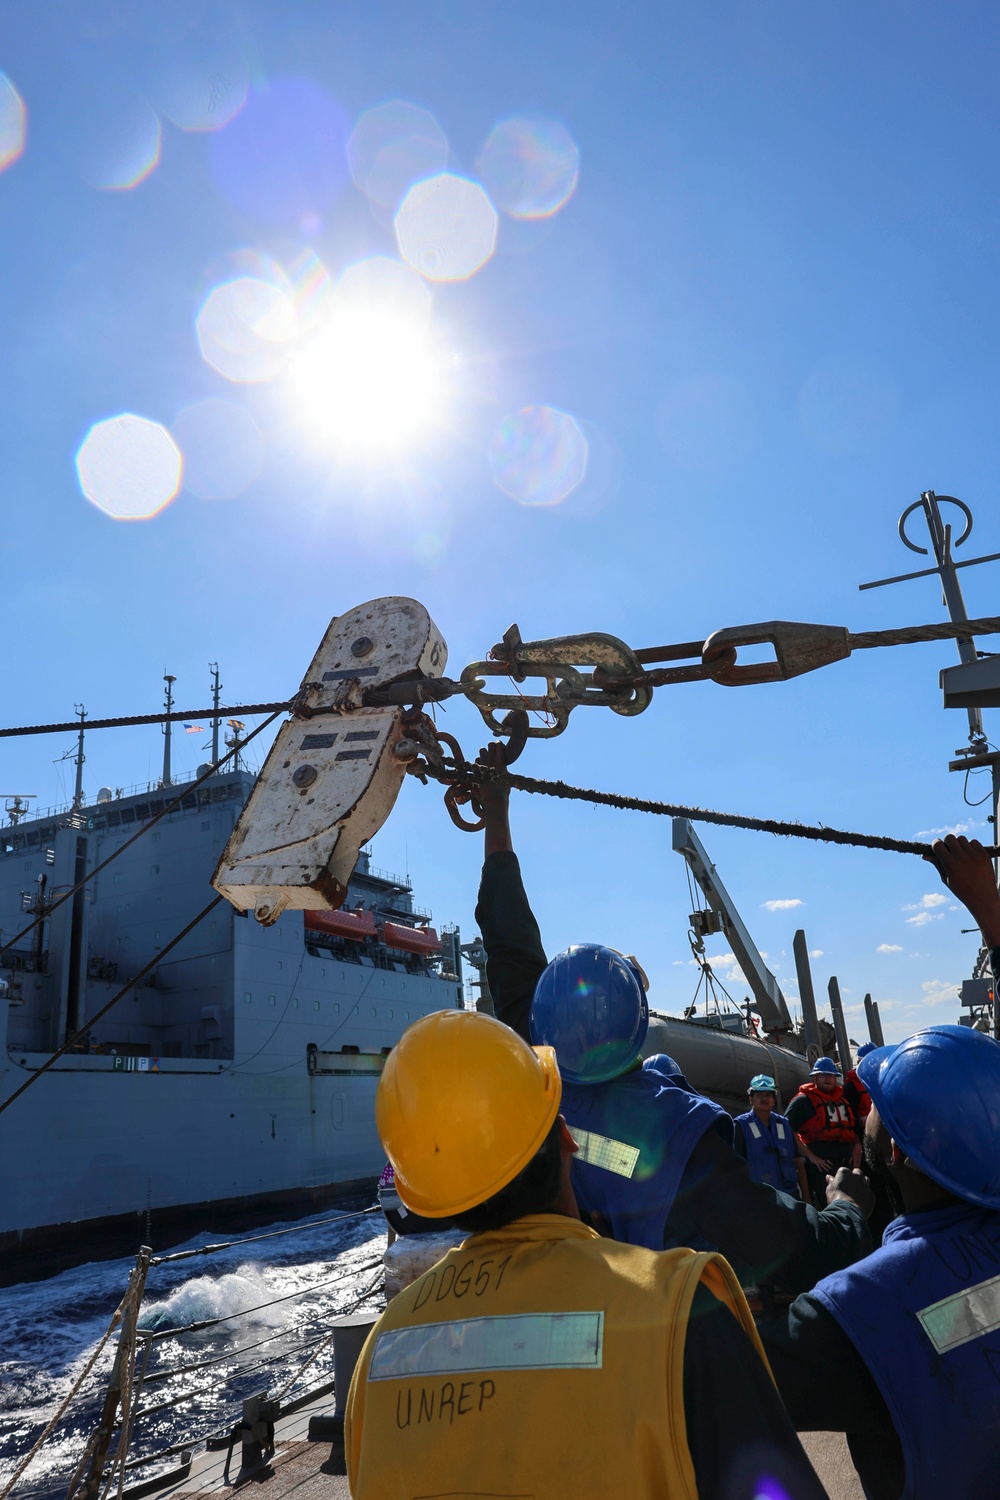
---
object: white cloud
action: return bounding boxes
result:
[906,910,945,927]
[877,943,903,953]
[762,898,803,911]
[903,893,948,912]
[915,819,984,840]
[921,978,959,1006]
[809,948,823,958]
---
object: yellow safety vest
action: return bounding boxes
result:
[345,1213,770,1499]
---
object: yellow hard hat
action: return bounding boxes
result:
[375,1009,562,1218]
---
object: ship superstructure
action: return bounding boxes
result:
[0,768,462,1282]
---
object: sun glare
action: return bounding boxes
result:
[288,258,441,450]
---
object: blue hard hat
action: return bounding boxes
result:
[811,1057,841,1076]
[858,1026,1000,1208]
[856,1042,879,1060]
[530,944,649,1085]
[749,1073,777,1093]
[645,1051,684,1078]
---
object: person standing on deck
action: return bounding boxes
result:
[345,1008,830,1500]
[787,1060,861,1207]
[468,743,872,1295]
[758,833,1000,1500]
[843,1043,877,1128]
[734,1075,809,1201]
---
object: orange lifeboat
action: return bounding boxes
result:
[382,921,441,954]
[304,908,378,940]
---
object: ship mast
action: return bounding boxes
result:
[209,662,222,766]
[160,674,176,788]
[861,491,1000,1038]
[72,704,86,810]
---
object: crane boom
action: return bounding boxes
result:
[671,817,793,1035]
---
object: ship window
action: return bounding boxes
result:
[277,960,283,970]
[114,872,123,882]
[371,1007,377,1017]
[275,927,282,936]
[151,865,159,875]
[121,808,135,823]
[291,998,299,1008]
[182,794,196,810]
[313,1000,321,1011]
[404,1011,410,1020]
[244,993,252,1003]
[268,994,275,1005]
[333,1003,340,1013]
[388,1009,394,1020]
[155,932,160,942]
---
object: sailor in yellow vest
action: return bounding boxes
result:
[346,1010,829,1499]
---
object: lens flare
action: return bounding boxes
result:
[0,73,26,173]
[287,257,439,450]
[490,406,588,507]
[476,116,579,219]
[145,41,248,132]
[76,414,182,520]
[172,399,263,500]
[66,86,161,191]
[348,100,449,210]
[209,77,349,230]
[196,276,297,383]
[395,173,497,282]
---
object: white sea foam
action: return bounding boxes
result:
[0,1209,385,1496]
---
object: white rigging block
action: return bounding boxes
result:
[212,598,446,925]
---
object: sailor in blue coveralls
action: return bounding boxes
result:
[760,832,1000,1500]
[468,742,873,1295]
[734,1074,804,1199]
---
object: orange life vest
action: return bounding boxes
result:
[793,1081,857,1145]
[844,1069,872,1122]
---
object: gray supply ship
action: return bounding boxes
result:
[0,763,465,1284]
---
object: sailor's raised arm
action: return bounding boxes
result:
[470,742,547,1043]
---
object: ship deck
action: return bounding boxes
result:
[157,1386,864,1500]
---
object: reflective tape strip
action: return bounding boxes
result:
[917,1272,1000,1355]
[775,1121,786,1141]
[369,1312,605,1380]
[747,1121,762,1139]
[572,1127,640,1178]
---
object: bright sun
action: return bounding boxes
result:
[288,260,441,451]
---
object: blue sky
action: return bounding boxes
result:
[2,1,999,1044]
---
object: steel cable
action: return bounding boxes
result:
[847,615,1000,649]
[0,704,292,740]
[148,1206,379,1266]
[435,764,1000,858]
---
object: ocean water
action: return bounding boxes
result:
[0,1208,387,1499]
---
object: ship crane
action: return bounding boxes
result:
[672,817,793,1038]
